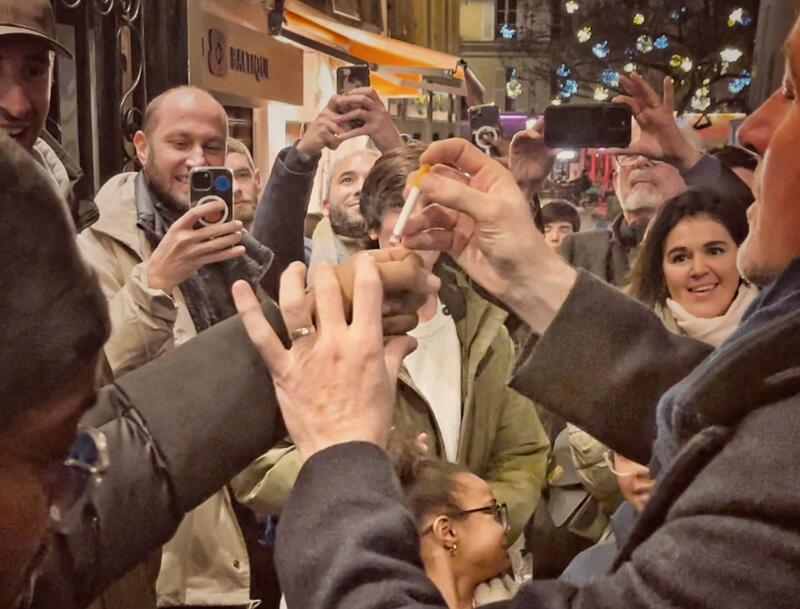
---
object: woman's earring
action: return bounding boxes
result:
[448,543,458,556]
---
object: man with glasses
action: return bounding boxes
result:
[558,124,688,287]
[557,73,742,287]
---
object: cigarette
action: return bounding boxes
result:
[389,164,430,245]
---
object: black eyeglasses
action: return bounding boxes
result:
[422,502,509,535]
[454,502,509,530]
[42,426,110,523]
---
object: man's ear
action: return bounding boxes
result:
[254,169,262,192]
[430,515,458,548]
[320,199,330,217]
[133,131,149,168]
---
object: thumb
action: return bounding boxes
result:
[383,335,417,381]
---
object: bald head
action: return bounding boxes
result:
[134,86,229,211]
[142,86,227,138]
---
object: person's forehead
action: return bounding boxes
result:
[154,94,226,136]
[334,151,377,177]
[785,25,800,83]
[225,152,253,171]
[0,35,53,59]
[454,472,493,502]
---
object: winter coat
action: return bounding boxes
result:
[559,213,639,287]
[29,298,288,608]
[34,132,100,232]
[250,144,320,297]
[273,267,800,609]
[232,263,550,541]
[77,173,257,607]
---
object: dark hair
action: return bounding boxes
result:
[388,432,470,529]
[536,199,580,233]
[359,142,425,233]
[0,134,110,428]
[628,189,749,308]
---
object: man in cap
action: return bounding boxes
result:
[0,0,98,230]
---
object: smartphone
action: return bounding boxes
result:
[336,65,371,128]
[468,103,501,133]
[544,104,631,149]
[189,167,234,226]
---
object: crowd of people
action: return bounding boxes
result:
[2,1,800,608]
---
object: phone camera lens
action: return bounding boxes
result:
[191,170,212,191]
[214,175,231,192]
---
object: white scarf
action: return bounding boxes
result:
[665,282,760,347]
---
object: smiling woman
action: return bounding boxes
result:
[628,189,758,346]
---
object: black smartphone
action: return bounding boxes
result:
[544,104,631,148]
[189,167,234,226]
[468,103,501,133]
[336,65,371,128]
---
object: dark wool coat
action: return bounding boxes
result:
[275,269,800,609]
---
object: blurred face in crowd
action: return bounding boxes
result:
[448,473,511,583]
[543,221,575,252]
[225,151,261,227]
[371,204,440,272]
[0,36,53,152]
[614,155,687,225]
[612,452,654,513]
[614,124,687,225]
[662,215,741,318]
[133,88,227,212]
[737,21,800,286]
[323,150,377,238]
[0,362,97,608]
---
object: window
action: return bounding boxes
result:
[460,0,495,41]
[496,0,518,39]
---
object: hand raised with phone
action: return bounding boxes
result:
[332,87,403,153]
[147,199,245,293]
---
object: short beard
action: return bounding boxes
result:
[143,151,187,213]
[328,205,368,240]
[621,187,661,214]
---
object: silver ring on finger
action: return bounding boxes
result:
[289,325,316,342]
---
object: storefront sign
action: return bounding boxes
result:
[197,12,302,105]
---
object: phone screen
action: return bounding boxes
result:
[544,104,631,149]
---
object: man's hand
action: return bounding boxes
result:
[147,200,244,293]
[333,87,404,153]
[233,258,417,459]
[509,119,557,200]
[401,138,576,333]
[610,73,701,171]
[295,98,344,157]
[332,249,440,335]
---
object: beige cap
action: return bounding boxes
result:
[0,0,73,58]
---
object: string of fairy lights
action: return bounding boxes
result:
[499,1,754,113]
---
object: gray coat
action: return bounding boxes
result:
[274,269,800,609]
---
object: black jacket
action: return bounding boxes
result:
[275,269,800,609]
[30,300,288,608]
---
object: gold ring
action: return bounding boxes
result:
[289,325,316,342]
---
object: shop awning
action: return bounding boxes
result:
[275,0,482,98]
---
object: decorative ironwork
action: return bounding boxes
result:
[57,0,147,169]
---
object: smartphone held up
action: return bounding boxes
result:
[544,103,631,149]
[336,64,371,129]
[189,167,234,226]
